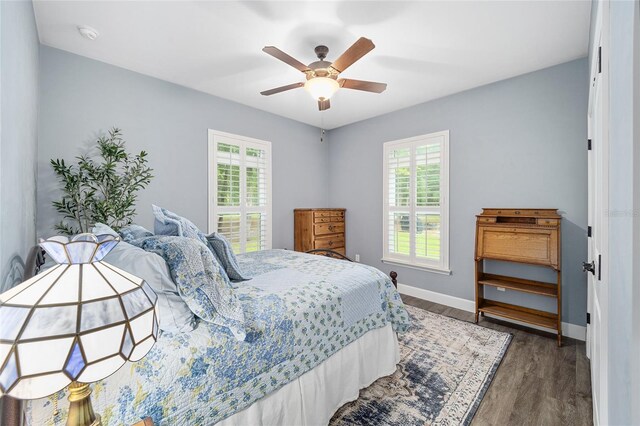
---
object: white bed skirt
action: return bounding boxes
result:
[217,324,400,426]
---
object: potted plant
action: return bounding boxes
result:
[50,128,153,235]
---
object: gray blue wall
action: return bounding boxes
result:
[37,46,329,250]
[0,0,39,290]
[327,58,589,327]
[37,40,591,329]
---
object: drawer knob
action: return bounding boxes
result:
[328,225,334,231]
[329,241,333,246]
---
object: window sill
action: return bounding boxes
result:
[381,258,452,275]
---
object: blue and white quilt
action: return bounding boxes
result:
[26,250,410,426]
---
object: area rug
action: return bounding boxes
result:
[330,305,512,426]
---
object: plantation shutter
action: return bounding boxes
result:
[210,132,272,253]
[383,131,449,272]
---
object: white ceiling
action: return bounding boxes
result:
[33,1,591,130]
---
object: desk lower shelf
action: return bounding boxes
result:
[478,299,558,330]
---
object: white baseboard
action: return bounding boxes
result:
[398,283,586,342]
[398,283,475,312]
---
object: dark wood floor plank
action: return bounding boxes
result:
[400,295,593,426]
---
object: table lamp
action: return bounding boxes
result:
[0,233,159,426]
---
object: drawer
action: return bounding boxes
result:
[537,218,559,226]
[314,235,345,250]
[477,217,496,224]
[314,222,344,235]
[310,247,346,256]
[313,210,345,218]
[333,247,346,256]
[313,216,344,224]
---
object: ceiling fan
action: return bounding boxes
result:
[260,37,387,111]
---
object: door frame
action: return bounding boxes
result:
[586,1,610,425]
[633,3,640,423]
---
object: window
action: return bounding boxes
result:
[208,130,272,253]
[382,130,450,273]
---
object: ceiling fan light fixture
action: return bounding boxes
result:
[304,77,340,101]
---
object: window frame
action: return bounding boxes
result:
[382,130,450,274]
[208,129,272,253]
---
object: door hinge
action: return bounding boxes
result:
[587,226,592,237]
[598,46,602,74]
[588,139,592,150]
[587,312,591,324]
[598,254,602,281]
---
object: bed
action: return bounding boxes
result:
[23,248,410,425]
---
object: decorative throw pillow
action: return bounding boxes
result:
[152,205,249,281]
[206,232,250,281]
[119,224,154,241]
[122,230,246,341]
[152,205,209,247]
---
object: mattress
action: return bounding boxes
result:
[26,250,410,425]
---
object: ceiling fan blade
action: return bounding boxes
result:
[318,99,330,111]
[339,78,387,93]
[262,46,311,73]
[260,82,304,96]
[330,37,375,73]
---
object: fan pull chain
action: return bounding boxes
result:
[320,110,326,143]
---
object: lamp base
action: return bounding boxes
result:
[66,382,102,426]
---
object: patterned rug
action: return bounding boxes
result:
[330,305,512,426]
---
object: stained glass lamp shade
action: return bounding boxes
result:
[0,234,158,401]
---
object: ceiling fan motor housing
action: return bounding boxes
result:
[314,45,329,60]
[307,60,335,79]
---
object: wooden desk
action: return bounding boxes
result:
[474,208,562,346]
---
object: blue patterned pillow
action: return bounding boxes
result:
[152,205,209,246]
[207,232,250,281]
[119,224,154,241]
[122,232,246,340]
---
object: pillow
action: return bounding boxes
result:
[152,205,249,281]
[102,241,196,333]
[122,231,246,341]
[88,223,196,333]
[92,222,119,237]
[152,205,209,246]
[206,232,250,281]
[119,224,154,241]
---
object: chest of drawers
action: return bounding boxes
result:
[294,208,346,256]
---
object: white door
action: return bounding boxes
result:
[586,2,609,425]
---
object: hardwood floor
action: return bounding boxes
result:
[401,295,593,426]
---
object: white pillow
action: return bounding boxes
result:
[92,223,196,333]
[102,240,196,333]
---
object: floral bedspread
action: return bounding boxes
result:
[26,249,410,426]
